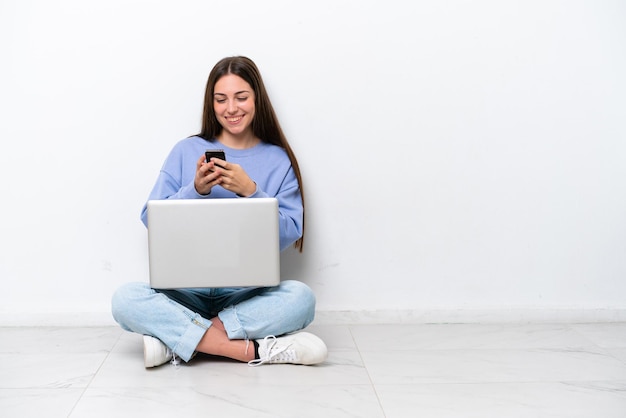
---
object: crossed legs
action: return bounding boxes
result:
[111,280,317,363]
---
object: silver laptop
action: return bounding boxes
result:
[147,198,280,289]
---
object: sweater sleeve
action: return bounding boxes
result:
[240,164,302,251]
[140,170,205,227]
[140,143,207,227]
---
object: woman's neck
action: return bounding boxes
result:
[217,131,261,150]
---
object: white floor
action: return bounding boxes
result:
[1,322,626,417]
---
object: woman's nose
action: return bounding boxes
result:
[227,100,237,113]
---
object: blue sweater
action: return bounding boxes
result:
[141,136,303,251]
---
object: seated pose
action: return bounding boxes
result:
[111,56,327,367]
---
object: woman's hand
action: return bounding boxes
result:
[194,155,223,195]
[212,158,257,197]
[194,155,256,197]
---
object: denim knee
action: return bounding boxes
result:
[281,280,316,327]
[111,282,151,329]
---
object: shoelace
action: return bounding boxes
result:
[170,352,180,367]
[248,335,295,367]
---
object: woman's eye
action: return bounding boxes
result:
[215,99,226,104]
[236,97,248,102]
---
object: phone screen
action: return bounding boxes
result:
[205,150,226,165]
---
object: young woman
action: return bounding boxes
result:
[111,56,327,367]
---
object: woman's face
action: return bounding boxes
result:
[213,74,256,140]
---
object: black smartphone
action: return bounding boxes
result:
[205,149,226,167]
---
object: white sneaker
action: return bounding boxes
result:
[249,332,327,366]
[143,335,173,368]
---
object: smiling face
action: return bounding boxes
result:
[213,74,257,146]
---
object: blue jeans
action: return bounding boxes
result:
[111,280,316,362]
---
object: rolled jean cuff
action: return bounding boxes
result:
[173,314,211,362]
[218,306,247,340]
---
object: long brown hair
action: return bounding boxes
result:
[197,56,305,252]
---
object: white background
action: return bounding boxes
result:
[1,0,625,324]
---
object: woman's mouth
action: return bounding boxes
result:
[226,115,243,124]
